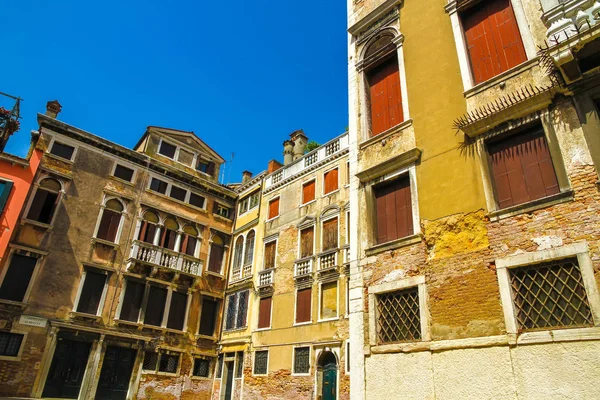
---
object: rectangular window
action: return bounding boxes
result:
[367,57,403,136]
[296,288,312,324]
[249,192,259,209]
[461,0,527,84]
[0,332,24,357]
[142,351,180,374]
[0,180,14,216]
[197,160,215,176]
[216,354,224,378]
[238,197,249,214]
[268,198,279,219]
[258,297,272,329]
[144,286,167,326]
[346,341,350,373]
[27,185,59,224]
[293,347,310,374]
[324,169,339,195]
[376,287,421,343]
[346,161,350,185]
[189,193,205,209]
[119,280,145,322]
[214,203,230,219]
[300,227,314,258]
[166,291,188,330]
[158,141,177,159]
[302,181,315,204]
[0,253,38,302]
[253,350,268,375]
[224,290,249,331]
[177,148,194,166]
[193,358,211,377]
[96,206,122,243]
[322,218,338,251]
[236,351,244,378]
[374,176,413,244]
[142,351,158,371]
[149,178,168,194]
[320,281,338,320]
[199,298,218,336]
[264,241,276,270]
[49,141,75,160]
[75,270,107,315]
[113,164,134,182]
[510,258,593,331]
[169,186,187,202]
[487,126,560,209]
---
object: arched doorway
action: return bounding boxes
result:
[319,351,337,400]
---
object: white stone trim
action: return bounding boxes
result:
[291,345,312,376]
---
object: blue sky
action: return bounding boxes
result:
[3,1,349,184]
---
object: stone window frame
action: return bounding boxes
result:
[238,190,260,216]
[252,349,269,376]
[318,279,339,323]
[297,222,316,260]
[319,209,340,255]
[110,161,137,184]
[301,178,317,206]
[156,137,203,170]
[141,348,183,376]
[22,174,66,229]
[266,195,280,221]
[223,289,249,332]
[322,166,340,197]
[145,173,209,212]
[572,88,600,183]
[368,275,430,348]
[0,329,28,362]
[475,111,572,221]
[229,229,255,282]
[205,229,230,276]
[71,266,111,319]
[262,235,278,271]
[47,136,78,163]
[291,345,312,376]
[496,241,600,338]
[92,195,128,245]
[196,295,220,339]
[293,286,313,327]
[0,245,47,306]
[190,355,213,379]
[444,0,537,92]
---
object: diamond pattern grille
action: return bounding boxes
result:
[294,347,310,374]
[142,351,158,371]
[510,258,593,331]
[193,358,210,377]
[254,351,268,375]
[376,288,421,343]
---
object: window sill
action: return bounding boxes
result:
[511,325,600,346]
[266,216,280,223]
[205,271,225,279]
[70,311,102,322]
[464,57,539,98]
[255,327,271,332]
[45,152,75,164]
[291,372,311,377]
[195,334,217,340]
[190,375,212,381]
[293,321,312,327]
[252,373,268,377]
[223,327,248,334]
[300,200,316,208]
[0,355,21,362]
[488,190,574,222]
[318,317,339,323]
[360,119,413,151]
[365,234,421,257]
[0,299,27,309]
[109,175,135,186]
[21,218,53,230]
[142,371,179,377]
[164,327,186,335]
[91,237,119,248]
[213,214,233,223]
[115,319,143,329]
[323,189,340,198]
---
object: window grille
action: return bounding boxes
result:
[254,351,268,374]
[510,258,593,331]
[236,351,244,377]
[216,354,224,378]
[159,353,180,373]
[193,358,210,377]
[0,332,24,357]
[293,347,310,374]
[376,288,421,343]
[142,351,158,371]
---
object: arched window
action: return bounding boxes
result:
[161,218,179,251]
[27,178,61,224]
[96,199,124,242]
[138,211,159,244]
[181,225,199,257]
[208,234,225,273]
[244,230,255,267]
[232,236,244,278]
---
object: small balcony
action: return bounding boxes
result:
[230,262,253,282]
[258,269,274,288]
[294,257,314,278]
[318,249,338,271]
[130,240,203,276]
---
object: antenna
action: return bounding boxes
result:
[220,152,235,184]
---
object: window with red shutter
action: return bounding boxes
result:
[487,125,560,209]
[208,234,225,273]
[96,199,124,243]
[461,0,527,84]
[302,181,316,204]
[374,176,413,244]
[367,57,404,136]
[296,288,312,323]
[268,198,280,219]
[324,169,339,195]
[258,297,272,329]
[264,242,276,270]
[322,218,338,251]
[300,227,314,258]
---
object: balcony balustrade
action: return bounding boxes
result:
[130,240,203,276]
[258,269,274,287]
[294,258,314,277]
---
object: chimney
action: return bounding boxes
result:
[45,100,62,119]
[283,139,294,165]
[242,170,253,184]
[290,129,308,160]
[268,160,283,174]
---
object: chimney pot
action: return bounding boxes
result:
[45,100,62,119]
[283,139,294,166]
[268,160,283,174]
[290,129,308,160]
[242,170,253,184]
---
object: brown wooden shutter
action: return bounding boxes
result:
[374,176,413,244]
[120,280,145,322]
[322,218,338,251]
[167,291,187,330]
[324,169,339,194]
[97,209,120,242]
[368,57,403,136]
[268,198,280,219]
[258,297,272,329]
[302,181,315,204]
[488,127,559,209]
[183,236,197,256]
[208,244,225,272]
[300,227,314,258]
[264,242,276,270]
[161,229,177,250]
[296,288,312,323]
[199,298,218,336]
[461,0,527,84]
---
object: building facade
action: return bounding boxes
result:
[347,0,600,399]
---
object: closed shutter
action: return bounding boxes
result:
[268,198,279,219]
[258,297,272,329]
[0,254,37,302]
[488,127,559,209]
[76,271,107,315]
[374,176,413,244]
[0,180,13,215]
[144,286,167,326]
[462,0,527,84]
[183,236,197,256]
[120,280,145,322]
[199,298,218,336]
[161,229,178,250]
[138,221,157,244]
[208,244,225,273]
[296,288,312,323]
[300,227,314,258]
[302,181,315,204]
[368,57,403,136]
[324,169,339,194]
[264,242,276,270]
[167,291,187,330]
[322,218,338,251]
[96,209,121,242]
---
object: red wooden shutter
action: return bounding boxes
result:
[208,244,225,272]
[258,297,272,329]
[264,242,276,270]
[97,209,121,242]
[183,236,197,256]
[161,229,177,250]
[300,227,314,258]
[324,169,339,194]
[368,57,403,136]
[322,218,338,251]
[488,127,559,209]
[374,176,413,244]
[296,288,312,323]
[303,181,315,204]
[462,0,527,84]
[268,198,280,219]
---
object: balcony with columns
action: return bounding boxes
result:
[129,241,203,276]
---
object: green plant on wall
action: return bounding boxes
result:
[304,140,320,154]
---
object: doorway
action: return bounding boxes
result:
[320,351,337,400]
[95,346,137,400]
[222,361,235,400]
[42,338,92,399]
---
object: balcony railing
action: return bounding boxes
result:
[258,269,274,287]
[231,262,253,282]
[130,240,203,276]
[294,258,314,277]
[318,249,338,270]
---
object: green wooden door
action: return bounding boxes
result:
[322,362,337,400]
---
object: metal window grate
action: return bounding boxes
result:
[510,258,593,331]
[376,288,421,343]
[0,332,23,357]
[193,358,210,377]
[159,353,180,373]
[216,354,224,378]
[236,351,244,377]
[254,351,268,375]
[142,351,158,371]
[293,347,310,374]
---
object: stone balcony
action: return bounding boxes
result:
[129,240,203,276]
[294,257,314,278]
[258,268,274,288]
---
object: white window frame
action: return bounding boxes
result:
[110,162,137,184]
[0,246,46,305]
[92,196,126,244]
[230,233,246,282]
[148,176,169,195]
[72,267,110,317]
[23,175,65,228]
[297,224,316,259]
[266,196,280,221]
[157,138,179,161]
[47,137,78,162]
[243,229,256,273]
[320,214,340,253]
[345,340,350,375]
[213,201,232,220]
[263,237,278,271]
[445,0,537,92]
[0,330,28,362]
[301,179,317,206]
[252,350,269,376]
[318,280,339,322]
[496,241,600,336]
[293,286,313,326]
[291,345,311,376]
[323,167,340,196]
[256,295,273,331]
[368,275,430,346]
